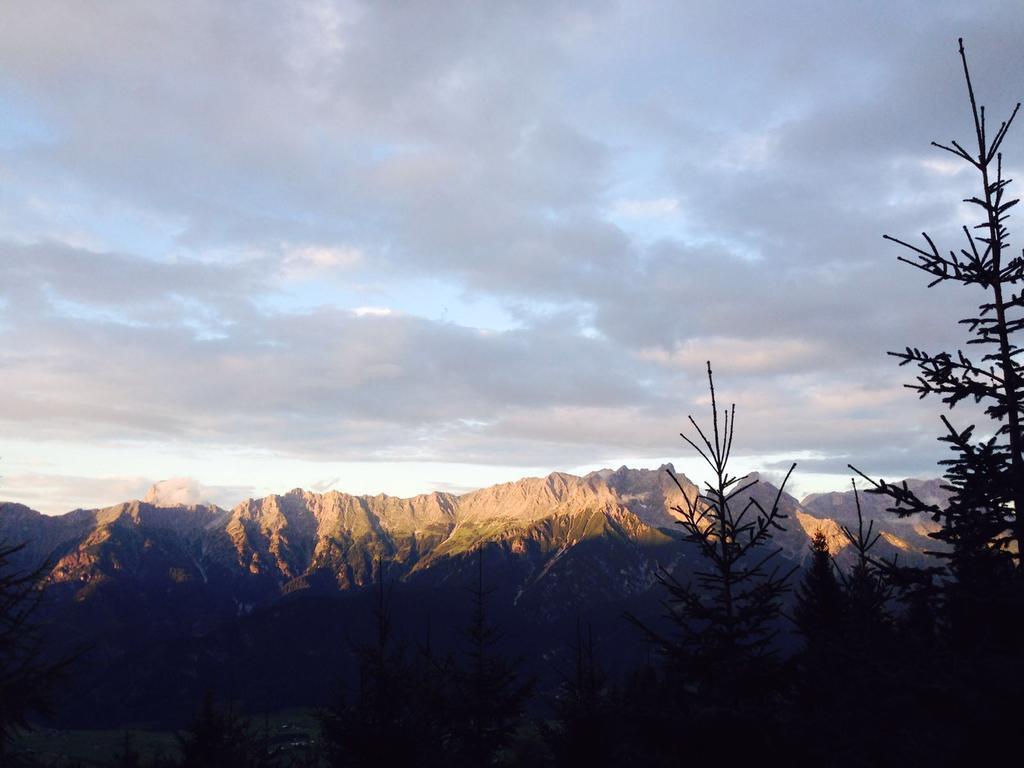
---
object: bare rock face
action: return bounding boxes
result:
[800,479,949,556]
[794,511,850,555]
[212,488,462,587]
[457,471,618,524]
[589,464,699,529]
[44,500,221,586]
[801,479,949,524]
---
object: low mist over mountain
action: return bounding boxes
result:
[0,466,945,726]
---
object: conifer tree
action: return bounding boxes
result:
[448,547,530,767]
[836,481,893,639]
[543,619,617,768]
[789,483,915,766]
[853,39,1024,650]
[632,362,796,701]
[318,564,418,768]
[793,531,844,645]
[176,691,261,768]
[793,531,844,750]
[407,616,456,768]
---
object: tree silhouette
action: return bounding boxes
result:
[835,481,894,639]
[631,361,796,702]
[407,616,458,768]
[793,530,844,646]
[0,540,71,759]
[318,564,419,768]
[542,618,617,768]
[176,691,264,768]
[852,38,1024,652]
[448,547,530,767]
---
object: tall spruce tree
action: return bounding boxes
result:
[176,691,263,768]
[543,619,617,768]
[318,563,419,768]
[448,547,530,767]
[632,362,796,701]
[836,481,894,640]
[853,39,1024,651]
[793,530,844,645]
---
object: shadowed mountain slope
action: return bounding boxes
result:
[0,467,946,726]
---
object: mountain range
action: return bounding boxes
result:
[0,466,947,727]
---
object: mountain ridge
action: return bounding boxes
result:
[1,465,946,525]
[0,466,950,728]
[1,465,946,596]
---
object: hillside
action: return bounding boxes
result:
[0,466,946,726]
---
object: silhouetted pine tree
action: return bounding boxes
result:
[790,483,921,766]
[841,41,1024,762]
[836,482,894,641]
[407,629,456,768]
[176,691,263,768]
[448,547,531,767]
[853,38,1024,653]
[630,362,796,702]
[611,662,690,768]
[542,619,617,768]
[792,531,844,758]
[318,564,419,768]
[793,530,844,646]
[0,540,71,759]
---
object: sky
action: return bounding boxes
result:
[1,1,1022,513]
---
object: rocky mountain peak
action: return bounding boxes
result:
[1,468,948,599]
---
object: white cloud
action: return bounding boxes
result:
[0,1,1018,509]
[919,157,968,177]
[612,197,680,218]
[144,477,209,507]
[281,245,363,277]
[352,306,392,317]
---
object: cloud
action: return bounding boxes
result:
[144,477,211,507]
[638,337,824,377]
[612,197,680,218]
[281,245,363,277]
[0,1,1020,507]
[0,472,251,515]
